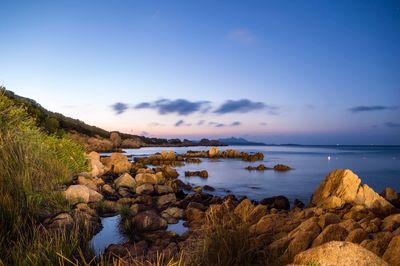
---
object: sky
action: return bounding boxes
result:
[0,0,399,144]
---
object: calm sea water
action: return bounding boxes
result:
[119,145,400,204]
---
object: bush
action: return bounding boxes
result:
[0,92,89,265]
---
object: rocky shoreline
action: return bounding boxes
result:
[45,147,400,265]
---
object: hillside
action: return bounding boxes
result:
[219,137,267,146]
[1,87,225,151]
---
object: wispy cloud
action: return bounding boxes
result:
[230,121,241,126]
[385,122,400,128]
[260,122,268,126]
[227,28,257,45]
[214,99,266,114]
[197,120,205,126]
[349,105,397,113]
[208,121,241,128]
[174,120,192,127]
[111,102,129,115]
[134,99,210,116]
[148,122,164,127]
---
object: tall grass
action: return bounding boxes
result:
[187,204,262,266]
[0,92,89,265]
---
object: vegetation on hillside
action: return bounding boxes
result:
[0,91,90,265]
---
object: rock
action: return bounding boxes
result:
[311,169,394,215]
[339,219,362,232]
[293,241,389,266]
[382,235,400,266]
[208,147,220,158]
[155,172,165,184]
[234,199,254,221]
[245,164,268,171]
[157,193,176,208]
[133,210,167,231]
[260,195,290,210]
[311,224,348,247]
[185,207,205,221]
[87,151,106,177]
[117,187,133,198]
[88,189,103,202]
[247,204,268,225]
[64,185,90,204]
[77,175,98,190]
[172,179,192,191]
[110,131,122,148]
[381,187,398,202]
[161,207,184,224]
[318,213,341,229]
[293,199,305,209]
[343,205,371,221]
[345,228,368,244]
[273,164,291,171]
[154,185,173,195]
[102,184,115,196]
[45,213,74,231]
[135,173,157,185]
[203,185,215,191]
[162,166,179,179]
[103,153,131,174]
[135,183,154,195]
[360,231,393,256]
[381,213,400,232]
[114,173,136,190]
[184,170,208,178]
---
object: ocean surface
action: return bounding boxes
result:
[118,145,400,204]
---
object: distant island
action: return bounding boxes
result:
[218,137,267,146]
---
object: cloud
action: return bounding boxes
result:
[214,99,266,114]
[174,120,192,127]
[148,122,164,127]
[134,99,210,116]
[111,102,129,115]
[228,28,257,45]
[385,122,400,128]
[197,120,205,126]
[230,121,241,126]
[208,121,241,127]
[260,122,268,126]
[215,123,225,128]
[349,105,397,113]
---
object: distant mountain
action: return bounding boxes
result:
[218,137,267,146]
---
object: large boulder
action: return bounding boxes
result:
[293,241,389,266]
[311,169,394,215]
[102,153,131,174]
[87,151,106,177]
[381,213,400,232]
[64,185,103,204]
[311,224,348,247]
[114,173,136,190]
[135,183,154,195]
[135,173,157,185]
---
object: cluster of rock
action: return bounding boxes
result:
[184,147,264,162]
[184,170,209,178]
[245,163,291,171]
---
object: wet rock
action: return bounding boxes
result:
[185,158,202,163]
[273,164,291,171]
[293,199,305,209]
[114,173,136,190]
[260,195,290,210]
[172,179,192,191]
[133,210,167,231]
[245,164,268,171]
[102,152,132,174]
[203,185,215,191]
[184,170,208,178]
[293,241,389,266]
[136,183,154,195]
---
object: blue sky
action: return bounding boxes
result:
[1,0,399,144]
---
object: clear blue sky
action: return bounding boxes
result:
[1,0,399,144]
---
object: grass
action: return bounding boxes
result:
[0,92,90,265]
[186,204,263,266]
